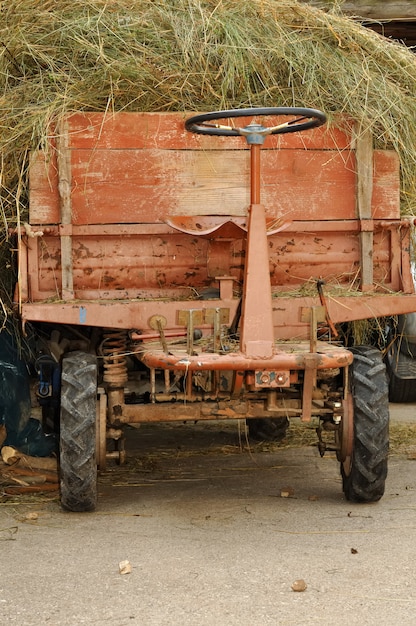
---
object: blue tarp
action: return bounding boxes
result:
[0,331,56,457]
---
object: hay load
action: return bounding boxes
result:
[1,0,416,311]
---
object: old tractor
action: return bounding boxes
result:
[16,106,416,510]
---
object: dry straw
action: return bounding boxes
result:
[1,0,416,309]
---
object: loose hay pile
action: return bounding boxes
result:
[1,0,416,312]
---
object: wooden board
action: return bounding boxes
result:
[306,1,416,20]
[23,111,407,313]
[29,112,400,224]
[64,112,354,151]
[26,221,404,301]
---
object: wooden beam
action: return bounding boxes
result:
[56,120,74,300]
[356,128,374,291]
[304,1,416,20]
[339,1,416,20]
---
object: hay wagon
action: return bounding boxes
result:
[15,107,416,511]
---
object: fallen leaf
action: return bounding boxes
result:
[24,512,39,521]
[291,579,307,592]
[119,560,132,575]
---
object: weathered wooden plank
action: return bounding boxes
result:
[372,151,400,219]
[28,223,398,302]
[56,120,74,300]
[27,109,401,310]
[60,148,358,223]
[305,1,416,20]
[65,112,353,151]
[356,128,374,290]
[29,146,399,225]
[29,150,60,223]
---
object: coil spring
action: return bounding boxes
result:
[101,330,128,387]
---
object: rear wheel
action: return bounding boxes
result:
[60,351,97,512]
[341,346,389,503]
[247,417,289,442]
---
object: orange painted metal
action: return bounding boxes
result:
[250,144,261,205]
[20,292,416,341]
[236,141,276,356]
[139,342,353,372]
[239,203,275,357]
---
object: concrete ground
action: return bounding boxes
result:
[389,402,416,423]
[0,403,416,626]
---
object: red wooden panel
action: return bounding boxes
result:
[30,233,240,299]
[65,148,361,224]
[66,111,353,151]
[28,224,398,302]
[29,151,60,224]
[28,112,400,225]
[268,229,394,287]
[372,151,400,219]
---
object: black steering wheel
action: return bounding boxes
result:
[185,107,326,142]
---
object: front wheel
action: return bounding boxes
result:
[60,351,98,512]
[341,346,389,503]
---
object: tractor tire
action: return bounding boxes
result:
[247,417,289,442]
[341,346,389,503]
[60,351,97,512]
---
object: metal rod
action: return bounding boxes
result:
[250,144,261,205]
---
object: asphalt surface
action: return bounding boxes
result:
[1,403,416,626]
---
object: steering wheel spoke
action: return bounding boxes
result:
[203,122,238,132]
